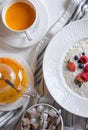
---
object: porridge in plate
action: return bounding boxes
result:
[63,39,88,98]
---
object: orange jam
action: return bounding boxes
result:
[0,57,28,104]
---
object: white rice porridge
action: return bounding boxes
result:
[63,39,88,98]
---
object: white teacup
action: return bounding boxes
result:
[2,0,38,41]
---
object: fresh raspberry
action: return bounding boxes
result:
[84,64,88,72]
[81,72,88,82]
[67,61,76,72]
[80,56,88,64]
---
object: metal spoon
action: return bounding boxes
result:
[0,73,20,93]
[0,73,37,98]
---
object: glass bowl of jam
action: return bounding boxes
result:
[0,55,34,105]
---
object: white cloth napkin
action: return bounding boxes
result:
[0,0,88,130]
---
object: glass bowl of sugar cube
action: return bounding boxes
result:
[21,103,64,130]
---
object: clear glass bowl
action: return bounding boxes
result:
[0,56,33,105]
[21,103,64,130]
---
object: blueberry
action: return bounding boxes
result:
[78,60,81,63]
[78,63,84,69]
[82,52,85,55]
[74,55,79,60]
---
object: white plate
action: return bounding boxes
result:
[43,18,88,118]
[0,54,34,111]
[0,0,49,48]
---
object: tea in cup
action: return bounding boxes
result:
[2,0,38,41]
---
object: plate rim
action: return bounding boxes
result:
[43,18,88,117]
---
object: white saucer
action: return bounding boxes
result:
[43,18,88,118]
[0,54,34,111]
[0,0,49,48]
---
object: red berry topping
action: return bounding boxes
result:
[81,72,88,82]
[75,74,82,81]
[74,74,83,87]
[67,61,76,72]
[84,64,88,72]
[80,56,88,64]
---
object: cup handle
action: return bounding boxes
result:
[24,30,32,41]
